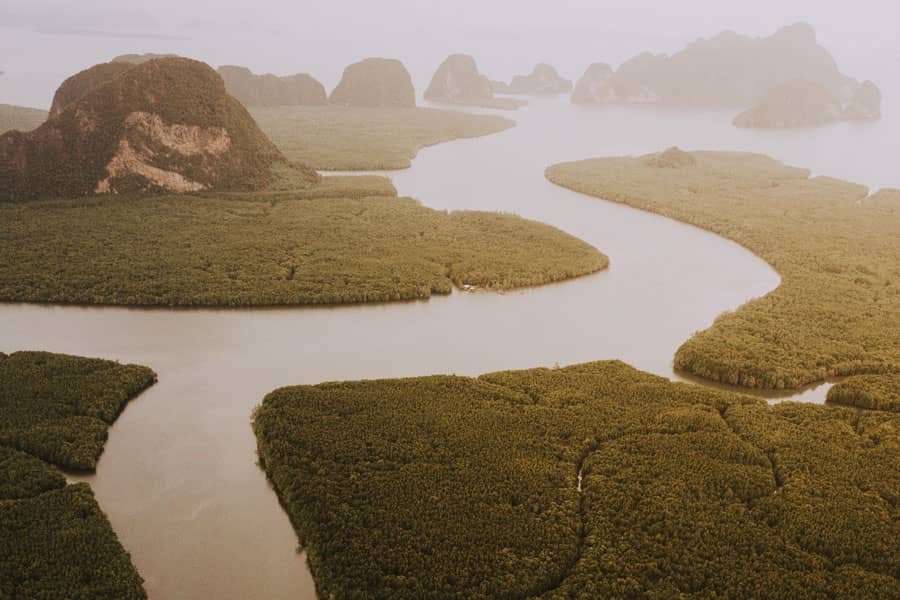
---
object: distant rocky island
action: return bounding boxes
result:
[494,63,572,95]
[733,80,842,129]
[571,63,616,104]
[218,65,326,107]
[734,78,882,129]
[0,57,283,201]
[329,58,415,108]
[424,54,526,110]
[571,22,882,123]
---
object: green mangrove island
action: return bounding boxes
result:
[254,360,899,599]
[0,351,155,599]
[546,149,900,391]
[250,105,513,170]
[0,171,606,306]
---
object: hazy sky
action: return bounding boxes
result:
[2,0,898,107]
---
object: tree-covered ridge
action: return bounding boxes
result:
[250,105,514,170]
[546,152,900,390]
[0,351,152,598]
[0,351,157,470]
[828,374,900,412]
[254,361,899,599]
[0,176,606,307]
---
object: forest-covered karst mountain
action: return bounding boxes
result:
[0,57,283,201]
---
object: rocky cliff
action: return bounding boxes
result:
[0,57,283,201]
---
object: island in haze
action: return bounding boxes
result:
[424,54,526,110]
[571,22,882,123]
[329,57,416,108]
[217,65,326,107]
[494,63,573,95]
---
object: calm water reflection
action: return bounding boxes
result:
[2,96,896,598]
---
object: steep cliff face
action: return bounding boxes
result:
[329,58,415,108]
[572,23,872,109]
[218,66,327,107]
[0,57,283,201]
[424,54,494,103]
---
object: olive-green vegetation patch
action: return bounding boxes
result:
[0,104,48,134]
[546,151,900,390]
[0,483,146,599]
[254,361,899,599]
[250,105,514,170]
[0,180,606,306]
[0,445,65,500]
[828,374,900,412]
[0,351,152,598]
[0,351,157,470]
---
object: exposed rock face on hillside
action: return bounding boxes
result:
[218,66,326,107]
[842,80,882,120]
[49,62,133,117]
[329,58,415,108]
[0,57,283,201]
[571,63,615,104]
[733,80,842,129]
[573,23,873,109]
[112,53,179,64]
[504,63,572,95]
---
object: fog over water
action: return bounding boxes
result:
[2,0,899,109]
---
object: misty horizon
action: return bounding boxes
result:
[2,1,899,108]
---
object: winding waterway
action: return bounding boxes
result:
[2,96,897,599]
